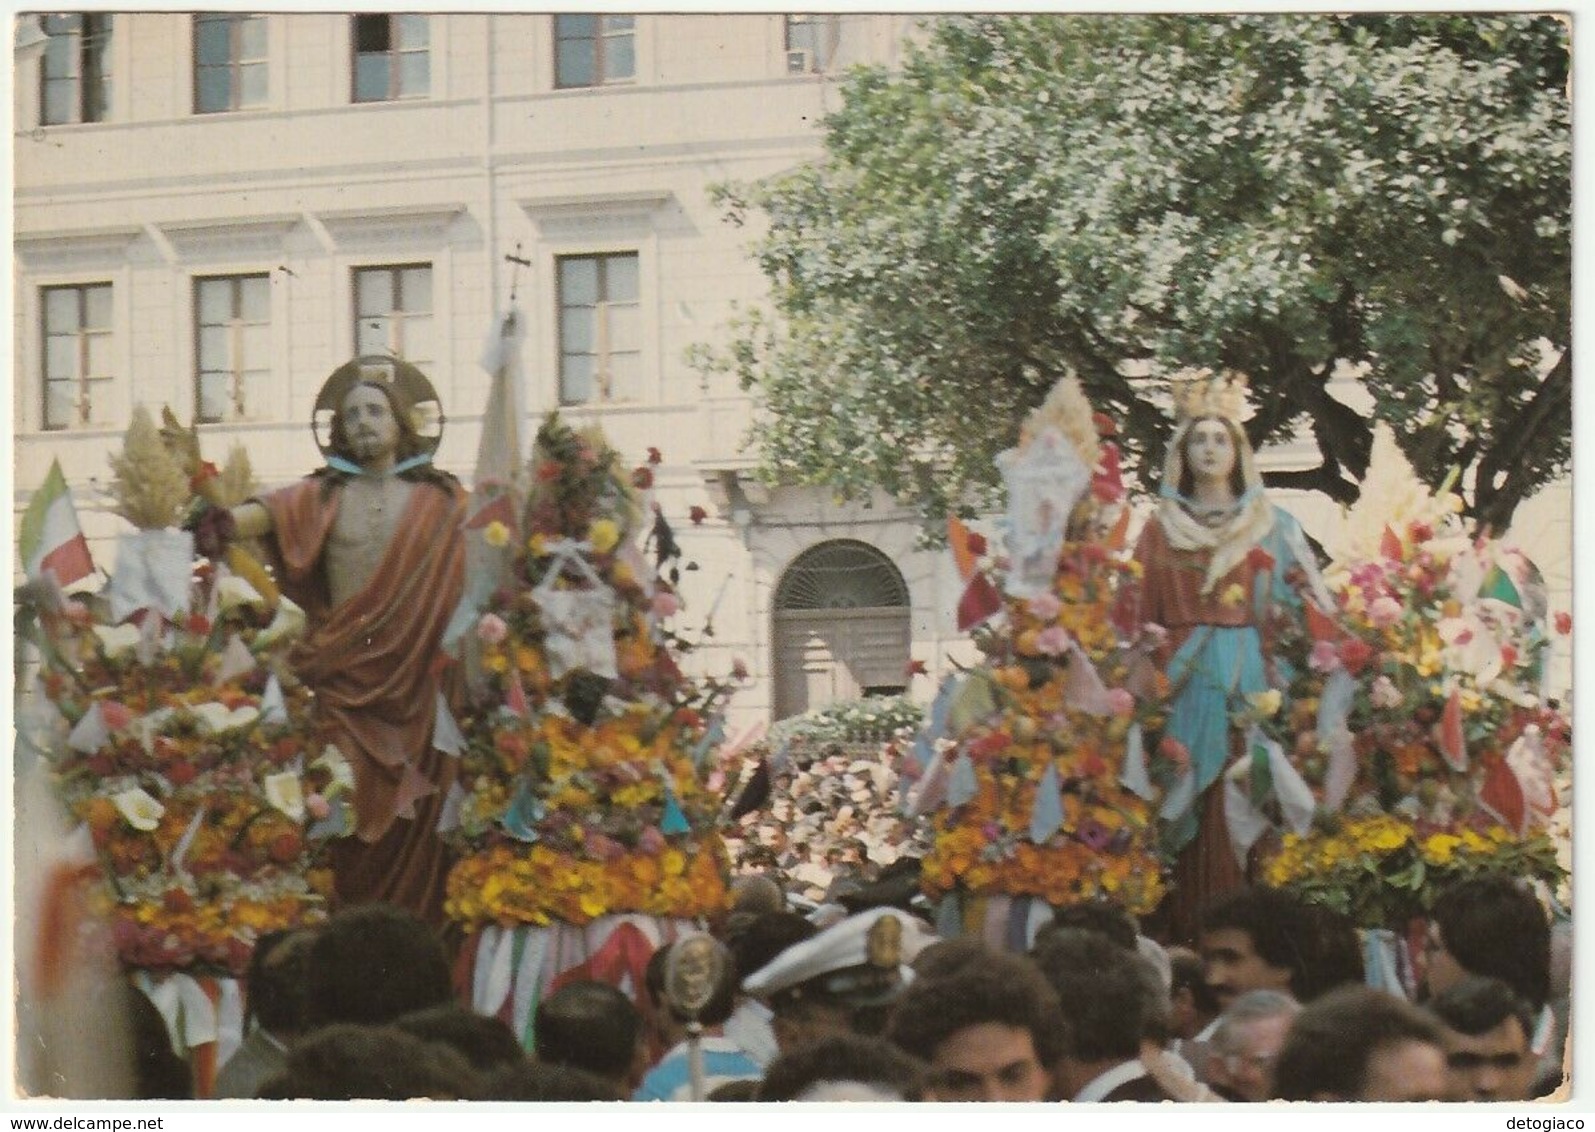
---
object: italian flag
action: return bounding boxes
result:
[18,459,94,587]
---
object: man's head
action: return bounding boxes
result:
[1427,976,1539,1102]
[330,380,424,470]
[744,909,921,1055]
[1426,876,1551,1010]
[1208,989,1300,1102]
[257,1024,479,1100]
[534,980,648,1090]
[1030,928,1160,1097]
[1044,900,1138,951]
[757,1033,927,1102]
[302,904,452,1028]
[392,1004,525,1073]
[1198,887,1309,1009]
[1167,945,1220,1041]
[245,928,316,1039]
[1273,985,1449,1102]
[885,946,1062,1102]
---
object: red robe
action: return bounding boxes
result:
[261,475,465,924]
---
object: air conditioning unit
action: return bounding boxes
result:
[785,48,813,74]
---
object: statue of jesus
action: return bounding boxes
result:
[231,360,465,924]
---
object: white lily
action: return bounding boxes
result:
[313,744,357,796]
[93,623,143,659]
[189,702,261,734]
[216,572,265,613]
[253,594,307,652]
[263,772,306,821]
[112,787,165,832]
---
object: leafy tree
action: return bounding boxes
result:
[700,14,1569,535]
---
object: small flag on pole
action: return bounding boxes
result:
[19,460,94,587]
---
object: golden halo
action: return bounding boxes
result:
[311,354,444,458]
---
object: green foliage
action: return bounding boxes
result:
[701,14,1569,535]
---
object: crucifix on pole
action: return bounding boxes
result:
[505,242,533,305]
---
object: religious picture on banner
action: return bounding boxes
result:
[997,429,1090,599]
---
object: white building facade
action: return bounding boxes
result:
[13,12,1570,729]
[13,12,968,731]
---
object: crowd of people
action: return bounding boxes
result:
[113,871,1564,1104]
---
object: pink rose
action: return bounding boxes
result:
[637,826,666,854]
[1308,639,1342,673]
[305,794,331,821]
[1157,737,1190,770]
[652,591,681,619]
[1106,688,1136,717]
[1367,596,1404,629]
[1035,625,1071,656]
[1369,676,1402,710]
[1027,593,1063,621]
[476,613,509,645]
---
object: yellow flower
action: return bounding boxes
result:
[1248,689,1283,718]
[483,520,510,548]
[527,533,548,557]
[484,653,509,674]
[588,519,621,554]
[1421,833,1462,865]
[1220,583,1246,608]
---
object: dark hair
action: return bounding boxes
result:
[1030,928,1154,1063]
[644,942,672,1010]
[1427,976,1536,1041]
[1199,887,1312,998]
[1177,415,1249,499]
[1432,876,1551,1009]
[1044,900,1138,952]
[318,379,456,494]
[478,1059,627,1101]
[886,945,1067,1067]
[1295,903,1365,1002]
[393,1003,525,1072]
[758,1034,927,1101]
[245,928,315,1036]
[534,980,643,1082]
[1168,945,1221,1017]
[910,936,991,981]
[1273,986,1444,1101]
[257,1024,479,1100]
[126,986,194,1100]
[303,904,453,1028]
[727,911,820,983]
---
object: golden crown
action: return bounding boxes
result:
[1168,368,1249,423]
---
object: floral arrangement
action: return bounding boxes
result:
[1263,815,1564,929]
[442,416,736,930]
[766,694,924,747]
[25,412,338,975]
[1260,426,1570,925]
[32,565,337,975]
[915,379,1170,915]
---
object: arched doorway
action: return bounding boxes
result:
[772,539,911,720]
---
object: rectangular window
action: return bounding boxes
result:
[554,14,634,89]
[194,275,271,423]
[352,14,429,103]
[353,264,434,371]
[193,14,268,114]
[557,253,640,405]
[41,14,112,125]
[41,283,114,430]
[783,15,835,73]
